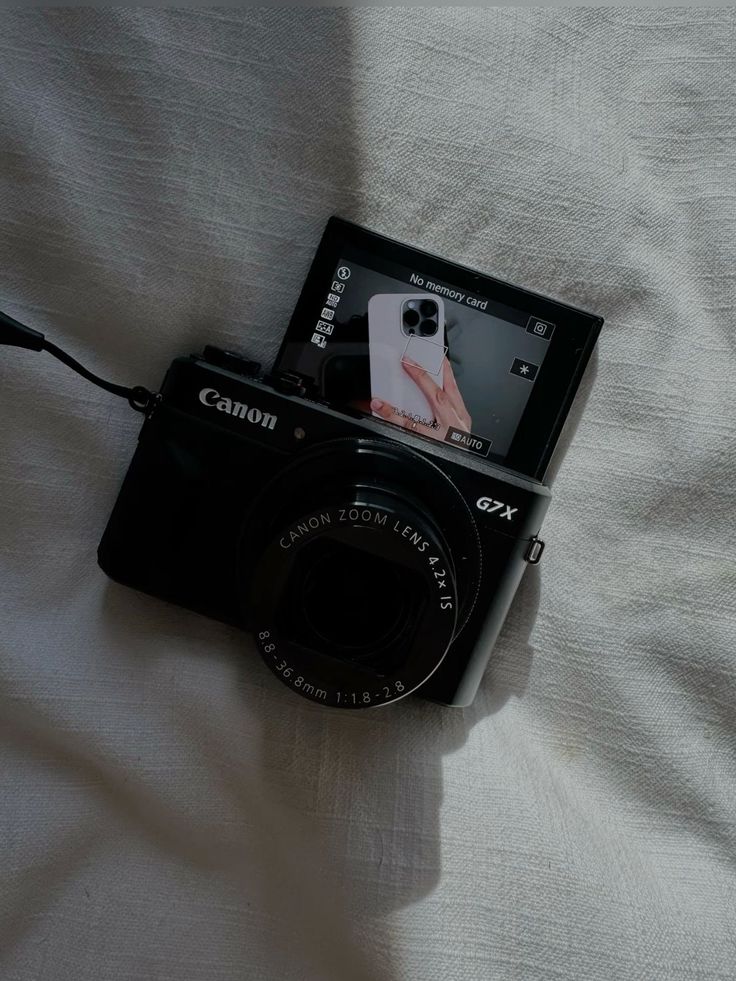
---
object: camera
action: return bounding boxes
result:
[1,218,600,709]
[98,347,550,708]
[94,217,601,709]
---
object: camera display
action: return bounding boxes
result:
[97,218,602,709]
[276,219,602,478]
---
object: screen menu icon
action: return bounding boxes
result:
[510,357,539,381]
[444,427,493,458]
[526,316,555,340]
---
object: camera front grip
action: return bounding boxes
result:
[0,308,157,413]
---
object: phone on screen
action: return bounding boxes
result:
[367,293,447,427]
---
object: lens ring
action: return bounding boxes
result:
[250,497,458,708]
[238,437,483,707]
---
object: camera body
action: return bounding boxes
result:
[98,347,551,708]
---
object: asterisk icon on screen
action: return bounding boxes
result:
[519,364,529,375]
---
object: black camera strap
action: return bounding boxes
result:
[0,308,156,412]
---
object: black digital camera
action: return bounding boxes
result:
[99,348,550,708]
[95,218,602,708]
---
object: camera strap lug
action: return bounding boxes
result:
[524,536,545,564]
[127,386,159,414]
[136,389,162,417]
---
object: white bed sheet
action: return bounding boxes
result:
[1,9,735,980]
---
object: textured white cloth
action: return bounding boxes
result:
[1,8,735,980]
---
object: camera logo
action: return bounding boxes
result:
[476,496,518,521]
[199,388,277,430]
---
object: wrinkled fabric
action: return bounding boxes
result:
[1,9,735,981]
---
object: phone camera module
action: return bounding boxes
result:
[419,319,437,336]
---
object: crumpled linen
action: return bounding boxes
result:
[1,9,735,981]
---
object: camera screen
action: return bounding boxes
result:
[275,218,602,479]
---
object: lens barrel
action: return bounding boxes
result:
[240,439,481,708]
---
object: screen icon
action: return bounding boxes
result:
[444,427,493,457]
[336,266,351,281]
[525,316,555,340]
[331,281,345,294]
[510,357,539,381]
[310,332,327,348]
[320,307,335,321]
[315,320,333,335]
[325,293,341,308]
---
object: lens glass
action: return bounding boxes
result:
[279,536,425,671]
[419,300,437,318]
[402,307,420,328]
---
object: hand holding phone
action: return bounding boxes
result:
[371,357,472,442]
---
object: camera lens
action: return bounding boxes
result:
[294,540,421,661]
[419,300,437,317]
[256,498,454,691]
[419,319,437,336]
[242,439,482,709]
[403,307,420,328]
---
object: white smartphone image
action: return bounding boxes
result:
[367,293,447,426]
